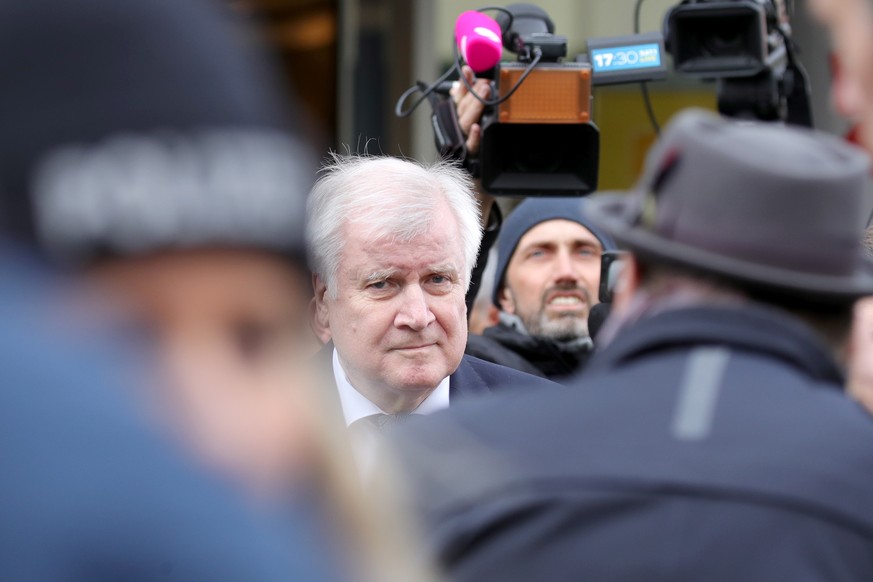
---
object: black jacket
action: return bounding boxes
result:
[465,322,592,380]
[398,306,873,582]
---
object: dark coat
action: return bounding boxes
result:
[397,305,873,582]
[465,322,592,380]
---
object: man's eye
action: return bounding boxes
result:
[431,275,448,284]
[367,280,394,292]
[529,249,547,259]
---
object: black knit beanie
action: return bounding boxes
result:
[0,0,315,265]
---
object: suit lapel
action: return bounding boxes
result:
[449,356,492,403]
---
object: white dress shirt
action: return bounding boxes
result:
[332,347,450,427]
[333,348,451,476]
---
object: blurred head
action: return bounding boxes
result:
[0,0,320,495]
[87,248,318,492]
[588,109,872,353]
[493,198,616,341]
[307,156,482,413]
[809,0,873,152]
[89,249,311,376]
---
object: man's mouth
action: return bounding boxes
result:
[394,343,436,351]
[546,291,587,309]
[548,295,583,306]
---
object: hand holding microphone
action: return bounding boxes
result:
[450,67,490,156]
[455,10,502,73]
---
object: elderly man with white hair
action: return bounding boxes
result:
[307,155,557,432]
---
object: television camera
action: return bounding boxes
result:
[664,0,812,125]
[396,3,667,197]
[396,1,810,197]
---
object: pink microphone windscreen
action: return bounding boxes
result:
[455,11,502,73]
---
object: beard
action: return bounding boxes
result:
[517,284,593,342]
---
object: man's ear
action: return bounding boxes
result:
[312,273,329,325]
[308,297,331,344]
[497,286,516,314]
[611,254,642,316]
[486,305,499,327]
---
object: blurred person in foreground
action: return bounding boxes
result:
[307,156,558,444]
[466,198,617,380]
[0,277,330,582]
[1,0,317,503]
[392,109,873,581]
[0,1,436,581]
[809,0,873,414]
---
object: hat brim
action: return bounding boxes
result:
[586,193,873,304]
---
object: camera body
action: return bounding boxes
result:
[472,4,666,197]
[666,0,779,78]
[479,61,599,196]
[664,0,811,124]
[475,4,598,197]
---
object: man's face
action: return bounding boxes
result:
[810,0,873,152]
[315,200,468,413]
[499,219,602,341]
[87,248,318,495]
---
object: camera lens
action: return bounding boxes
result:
[480,123,599,195]
[514,140,564,174]
[703,27,745,56]
[700,17,747,57]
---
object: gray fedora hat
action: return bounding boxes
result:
[587,108,873,303]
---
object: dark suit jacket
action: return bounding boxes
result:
[449,353,560,399]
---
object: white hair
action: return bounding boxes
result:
[306,154,483,297]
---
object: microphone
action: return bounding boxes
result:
[454,11,502,73]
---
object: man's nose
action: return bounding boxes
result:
[394,284,436,330]
[553,249,579,284]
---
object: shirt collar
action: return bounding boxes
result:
[332,347,450,427]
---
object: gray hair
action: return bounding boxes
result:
[306,154,483,297]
